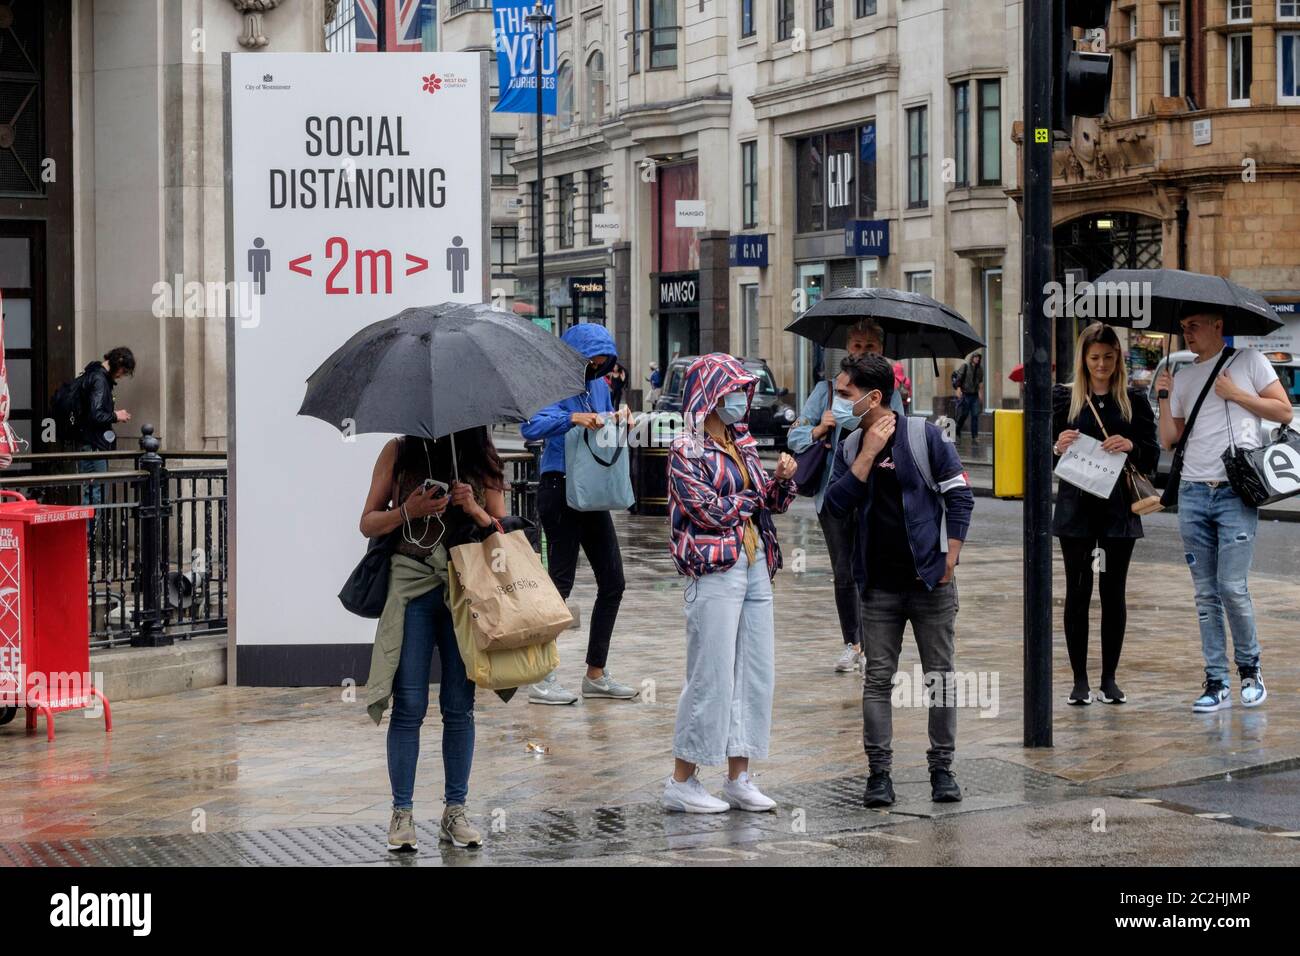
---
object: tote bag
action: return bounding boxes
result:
[565,421,635,511]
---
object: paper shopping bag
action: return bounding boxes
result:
[448,528,573,651]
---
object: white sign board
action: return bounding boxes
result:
[1234,308,1299,354]
[591,213,621,241]
[226,53,486,666]
[675,200,707,228]
[1192,118,1212,146]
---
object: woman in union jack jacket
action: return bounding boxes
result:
[662,353,797,814]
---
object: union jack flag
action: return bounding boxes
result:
[356,0,427,52]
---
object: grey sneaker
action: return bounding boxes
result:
[387,808,417,852]
[581,670,638,699]
[528,671,578,705]
[439,805,482,848]
[835,644,862,673]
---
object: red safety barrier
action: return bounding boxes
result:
[0,490,111,741]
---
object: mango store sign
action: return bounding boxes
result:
[224,52,486,674]
[675,200,706,228]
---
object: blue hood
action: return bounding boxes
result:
[563,322,618,374]
[521,322,619,474]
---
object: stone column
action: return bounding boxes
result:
[697,231,732,356]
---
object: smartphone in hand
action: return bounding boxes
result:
[421,478,449,499]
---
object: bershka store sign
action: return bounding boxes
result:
[658,273,699,310]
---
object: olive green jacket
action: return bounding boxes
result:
[364,550,449,726]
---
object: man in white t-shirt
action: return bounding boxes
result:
[1156,311,1293,714]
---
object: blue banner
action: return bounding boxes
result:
[492,0,557,115]
[844,219,890,258]
[728,234,769,268]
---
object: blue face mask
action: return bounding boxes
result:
[716,390,749,425]
[832,394,870,431]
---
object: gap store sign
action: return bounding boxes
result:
[728,234,769,268]
[844,219,890,258]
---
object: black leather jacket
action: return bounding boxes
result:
[77,362,119,451]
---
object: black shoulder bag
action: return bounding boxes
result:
[1160,348,1235,509]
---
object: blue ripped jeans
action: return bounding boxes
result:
[1177,482,1261,685]
[387,587,476,809]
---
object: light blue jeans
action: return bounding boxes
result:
[673,546,775,766]
[1177,482,1261,685]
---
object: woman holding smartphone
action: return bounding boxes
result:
[359,428,507,851]
[1052,323,1159,706]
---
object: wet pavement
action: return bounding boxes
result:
[1,501,1297,865]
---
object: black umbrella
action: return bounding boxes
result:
[1073,269,1282,398]
[785,287,986,368]
[298,302,587,475]
[1072,268,1281,335]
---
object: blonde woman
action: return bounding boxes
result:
[1052,323,1159,706]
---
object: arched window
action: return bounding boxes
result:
[557,61,574,129]
[587,51,606,123]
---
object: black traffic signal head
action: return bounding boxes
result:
[1052,0,1114,138]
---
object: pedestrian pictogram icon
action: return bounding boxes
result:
[446,236,470,294]
[248,237,271,294]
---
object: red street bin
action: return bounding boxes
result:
[0,490,111,741]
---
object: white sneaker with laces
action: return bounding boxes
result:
[721,772,777,812]
[835,644,862,673]
[662,774,730,814]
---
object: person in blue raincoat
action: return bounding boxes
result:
[521,323,638,705]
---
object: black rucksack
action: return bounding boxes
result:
[951,366,964,391]
[51,372,88,434]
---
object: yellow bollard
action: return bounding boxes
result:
[993,409,1025,499]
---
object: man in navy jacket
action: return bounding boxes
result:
[824,353,973,808]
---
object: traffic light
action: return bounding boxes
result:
[1052,0,1114,138]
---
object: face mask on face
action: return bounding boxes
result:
[716,391,749,425]
[832,393,872,431]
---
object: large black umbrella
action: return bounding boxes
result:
[785,287,986,364]
[1072,269,1281,336]
[298,302,587,454]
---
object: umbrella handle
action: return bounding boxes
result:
[1157,333,1170,400]
[449,430,460,483]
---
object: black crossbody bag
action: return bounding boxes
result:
[1160,348,1235,509]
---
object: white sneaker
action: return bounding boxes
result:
[835,644,862,673]
[662,774,730,814]
[721,772,777,812]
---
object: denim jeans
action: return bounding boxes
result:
[1177,481,1261,685]
[817,505,862,646]
[861,582,959,773]
[387,587,476,809]
[956,394,982,440]
[673,546,775,766]
[76,446,107,543]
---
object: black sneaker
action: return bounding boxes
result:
[1096,678,1127,704]
[862,771,895,808]
[1067,678,1092,705]
[930,768,963,803]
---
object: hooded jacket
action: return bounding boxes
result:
[521,323,617,474]
[668,353,796,579]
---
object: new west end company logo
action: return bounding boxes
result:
[422,72,469,94]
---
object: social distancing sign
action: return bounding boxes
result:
[225,52,487,677]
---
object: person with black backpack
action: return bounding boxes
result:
[53,347,135,509]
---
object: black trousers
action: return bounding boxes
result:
[538,472,625,669]
[1058,536,1136,684]
[817,505,862,645]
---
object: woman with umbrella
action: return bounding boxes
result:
[1051,322,1159,706]
[359,428,507,850]
[299,303,592,852]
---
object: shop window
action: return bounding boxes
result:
[825,128,856,231]
[492,226,518,278]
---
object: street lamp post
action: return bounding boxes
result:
[525,1,552,329]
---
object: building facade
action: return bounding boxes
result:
[1022,0,1300,386]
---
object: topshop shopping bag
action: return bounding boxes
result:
[565,421,635,511]
[1054,432,1126,500]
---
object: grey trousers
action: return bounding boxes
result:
[861,582,959,773]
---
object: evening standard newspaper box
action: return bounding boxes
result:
[0,491,112,741]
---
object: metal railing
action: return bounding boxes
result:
[0,431,543,649]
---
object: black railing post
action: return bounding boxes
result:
[133,425,173,647]
[524,439,543,529]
